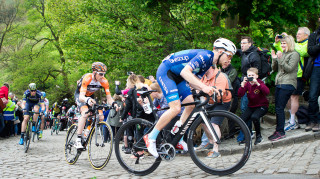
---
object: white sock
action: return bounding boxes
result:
[290,114,296,125]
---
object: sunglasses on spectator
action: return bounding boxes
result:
[222,51,233,59]
[97,72,105,76]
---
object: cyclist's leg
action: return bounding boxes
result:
[33,105,40,122]
[20,102,33,144]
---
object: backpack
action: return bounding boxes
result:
[295,105,309,124]
[256,47,272,79]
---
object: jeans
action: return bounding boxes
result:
[238,94,251,142]
[0,113,4,133]
[200,132,209,146]
[275,85,295,133]
[308,66,320,124]
[240,93,249,113]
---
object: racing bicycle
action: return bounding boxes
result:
[64,103,115,170]
[114,90,252,176]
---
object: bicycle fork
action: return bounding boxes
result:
[199,111,221,144]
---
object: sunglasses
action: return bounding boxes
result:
[30,90,36,92]
[222,51,233,59]
[97,72,105,76]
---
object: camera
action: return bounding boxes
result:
[247,77,254,81]
[127,71,134,76]
[277,35,283,39]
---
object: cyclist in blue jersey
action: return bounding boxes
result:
[144,38,237,158]
[19,83,45,145]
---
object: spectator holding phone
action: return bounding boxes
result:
[273,28,310,132]
[269,35,300,141]
[238,68,269,145]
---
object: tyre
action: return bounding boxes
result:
[187,110,252,176]
[114,118,161,176]
[24,121,32,153]
[51,126,54,135]
[65,124,80,165]
[87,121,113,170]
[56,124,60,135]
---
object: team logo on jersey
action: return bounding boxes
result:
[169,56,189,63]
[159,76,168,94]
[207,54,211,58]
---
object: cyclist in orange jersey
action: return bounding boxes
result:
[74,62,118,149]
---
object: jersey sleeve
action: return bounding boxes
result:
[37,90,44,103]
[187,51,213,77]
[79,74,92,94]
[101,77,111,96]
[22,90,28,101]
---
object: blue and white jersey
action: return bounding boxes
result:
[22,89,44,103]
[161,49,214,78]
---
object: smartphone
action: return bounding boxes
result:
[247,77,254,81]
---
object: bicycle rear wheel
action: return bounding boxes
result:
[65,124,81,165]
[24,121,32,153]
[114,118,161,176]
[87,121,113,170]
[187,110,252,176]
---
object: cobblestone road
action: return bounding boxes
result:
[0,129,319,179]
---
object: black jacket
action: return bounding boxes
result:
[121,86,155,122]
[236,46,261,77]
[307,27,320,58]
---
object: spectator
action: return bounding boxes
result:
[269,35,300,141]
[196,66,232,157]
[236,36,261,113]
[1,93,16,137]
[306,15,320,132]
[0,83,9,134]
[148,75,156,83]
[108,94,124,138]
[273,27,310,131]
[238,68,269,145]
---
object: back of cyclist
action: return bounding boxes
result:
[144,38,236,158]
[67,105,76,122]
[74,62,118,149]
[19,83,45,145]
[39,91,49,138]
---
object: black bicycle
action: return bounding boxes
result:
[64,103,115,170]
[114,90,252,176]
[24,111,39,153]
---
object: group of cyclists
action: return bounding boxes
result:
[18,37,247,175]
[18,84,78,145]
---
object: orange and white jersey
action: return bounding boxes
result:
[76,73,111,97]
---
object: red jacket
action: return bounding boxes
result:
[0,85,8,100]
[238,79,269,108]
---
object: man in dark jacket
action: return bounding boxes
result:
[306,15,320,132]
[237,36,261,78]
[236,36,261,142]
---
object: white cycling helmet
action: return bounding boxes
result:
[213,38,237,55]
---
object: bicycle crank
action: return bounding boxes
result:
[159,143,176,161]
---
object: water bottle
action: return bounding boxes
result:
[171,120,182,135]
[83,129,90,139]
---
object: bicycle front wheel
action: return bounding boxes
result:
[114,118,161,176]
[65,124,80,165]
[187,110,252,176]
[24,121,32,153]
[87,121,113,170]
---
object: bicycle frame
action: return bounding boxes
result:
[133,91,220,152]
